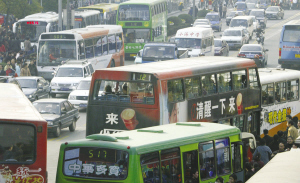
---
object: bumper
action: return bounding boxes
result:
[266,14,278,18]
[228,43,243,49]
[69,100,88,109]
[278,59,300,65]
[47,125,59,133]
[211,25,220,30]
[125,53,137,59]
[51,88,74,94]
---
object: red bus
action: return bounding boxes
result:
[86,57,261,136]
[0,84,47,183]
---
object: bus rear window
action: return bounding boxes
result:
[118,5,150,21]
[0,123,35,163]
[92,80,155,104]
[283,26,300,42]
[63,147,129,179]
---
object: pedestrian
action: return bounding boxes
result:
[262,129,273,146]
[223,3,227,18]
[287,120,298,141]
[228,173,237,183]
[0,64,6,76]
[4,61,11,71]
[251,152,264,169]
[179,2,184,11]
[277,130,287,145]
[20,63,31,76]
[15,61,21,77]
[271,142,286,157]
[219,3,223,17]
[252,139,272,164]
[292,116,298,128]
[0,42,6,53]
[298,121,300,136]
[244,162,254,181]
[216,177,224,183]
[24,37,31,55]
[286,136,294,151]
[269,134,280,152]
[28,60,38,76]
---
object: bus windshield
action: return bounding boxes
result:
[118,4,150,21]
[0,123,35,163]
[143,46,175,60]
[77,80,91,90]
[56,68,83,77]
[175,38,201,49]
[16,21,48,42]
[93,80,154,104]
[38,40,76,67]
[282,25,300,42]
[63,147,129,179]
[123,28,151,43]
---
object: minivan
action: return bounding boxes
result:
[229,16,254,39]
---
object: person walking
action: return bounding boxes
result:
[252,139,272,164]
[28,60,38,76]
[223,3,227,18]
[262,129,273,147]
[287,120,298,141]
[0,65,6,76]
[24,37,31,55]
[219,3,223,17]
[20,63,31,76]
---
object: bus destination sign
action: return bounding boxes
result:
[41,34,75,40]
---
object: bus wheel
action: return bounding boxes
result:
[54,125,61,137]
[69,119,76,132]
[110,60,115,67]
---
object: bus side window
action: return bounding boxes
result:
[231,143,242,173]
[167,79,184,102]
[85,39,94,58]
[184,77,201,99]
[217,72,231,93]
[199,141,215,180]
[140,152,160,182]
[232,70,246,90]
[161,148,181,183]
[280,82,286,102]
[249,68,259,89]
[201,74,216,95]
[94,37,102,56]
[233,115,244,132]
[215,138,231,175]
[183,150,198,182]
[103,36,108,55]
[78,40,85,59]
[287,79,299,100]
[108,34,116,54]
[116,33,123,52]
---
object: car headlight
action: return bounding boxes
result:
[28,95,33,98]
[51,82,57,86]
[47,121,53,125]
[69,95,76,100]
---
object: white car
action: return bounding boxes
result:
[50,60,94,97]
[221,29,246,50]
[249,15,259,32]
[193,19,211,25]
[230,27,250,43]
[68,77,91,109]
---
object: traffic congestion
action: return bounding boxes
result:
[1,0,300,182]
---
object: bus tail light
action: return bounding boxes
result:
[238,54,245,57]
[279,48,281,58]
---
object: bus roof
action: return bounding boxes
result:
[175,27,213,38]
[258,68,300,84]
[0,83,46,122]
[120,0,166,5]
[78,3,119,12]
[284,19,300,26]
[68,122,240,154]
[246,150,300,183]
[93,56,256,81]
[41,25,122,40]
[18,12,58,22]
[75,10,100,17]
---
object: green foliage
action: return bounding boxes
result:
[178,14,193,24]
[197,9,210,18]
[0,0,42,19]
[167,16,182,26]
[42,0,67,13]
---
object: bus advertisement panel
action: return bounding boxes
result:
[259,68,300,136]
[87,57,261,136]
[0,84,47,183]
[117,0,167,59]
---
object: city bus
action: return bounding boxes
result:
[258,68,300,136]
[78,3,119,24]
[37,25,124,80]
[0,83,47,183]
[86,57,261,136]
[278,20,300,69]
[116,0,168,59]
[13,12,59,50]
[73,10,100,29]
[56,122,256,182]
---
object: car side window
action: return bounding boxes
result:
[60,103,66,112]
[67,101,74,109]
[64,102,72,111]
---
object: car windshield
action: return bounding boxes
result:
[175,38,202,49]
[205,15,219,21]
[237,3,247,9]
[230,19,248,27]
[38,40,77,67]
[56,68,83,77]
[266,7,278,11]
[142,46,175,60]
[77,80,91,90]
[17,79,37,88]
[228,12,236,17]
[247,4,256,8]
[241,46,262,51]
[223,30,242,36]
[33,102,60,114]
[214,40,222,47]
[118,4,150,21]
[123,28,151,43]
[250,11,264,17]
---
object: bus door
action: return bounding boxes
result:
[181,144,199,183]
[246,111,260,136]
[231,142,244,182]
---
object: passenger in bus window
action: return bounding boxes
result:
[3,143,23,161]
[49,50,57,62]
[228,173,237,183]
[218,75,226,93]
[105,85,112,94]
[241,75,247,88]
[216,177,224,183]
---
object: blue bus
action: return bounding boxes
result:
[279,20,300,69]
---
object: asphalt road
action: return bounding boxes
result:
[47,9,300,182]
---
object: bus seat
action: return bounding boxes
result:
[119,95,130,103]
[98,95,106,101]
[106,94,118,101]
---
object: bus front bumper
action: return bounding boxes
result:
[279,59,300,68]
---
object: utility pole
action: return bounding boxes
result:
[193,0,196,20]
[58,0,62,31]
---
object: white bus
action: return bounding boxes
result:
[13,12,59,50]
[74,10,100,29]
[37,25,125,80]
[174,27,215,57]
[259,68,300,136]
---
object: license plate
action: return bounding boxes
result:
[246,54,254,58]
[61,88,69,91]
[295,54,300,58]
[130,54,137,57]
[79,104,87,108]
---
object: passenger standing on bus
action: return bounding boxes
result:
[252,139,272,164]
[24,37,31,55]
[287,120,298,141]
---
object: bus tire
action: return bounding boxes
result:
[54,124,61,137]
[69,119,76,132]
[110,60,115,67]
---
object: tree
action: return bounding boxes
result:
[42,0,67,13]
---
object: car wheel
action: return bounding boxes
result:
[51,93,56,98]
[69,119,76,132]
[281,14,284,19]
[110,60,115,67]
[54,125,61,137]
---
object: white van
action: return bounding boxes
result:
[229,16,254,39]
[174,27,214,57]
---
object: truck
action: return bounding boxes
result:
[134,42,189,64]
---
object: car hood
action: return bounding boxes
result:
[222,36,242,41]
[69,89,89,96]
[40,113,60,121]
[51,77,83,84]
[214,47,221,51]
[22,88,37,95]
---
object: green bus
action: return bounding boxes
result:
[56,122,256,182]
[116,0,168,59]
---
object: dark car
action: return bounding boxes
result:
[214,39,229,56]
[33,99,80,137]
[226,11,245,26]
[265,6,284,19]
[16,76,50,102]
[250,9,267,28]
[0,76,22,90]
[237,44,268,67]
